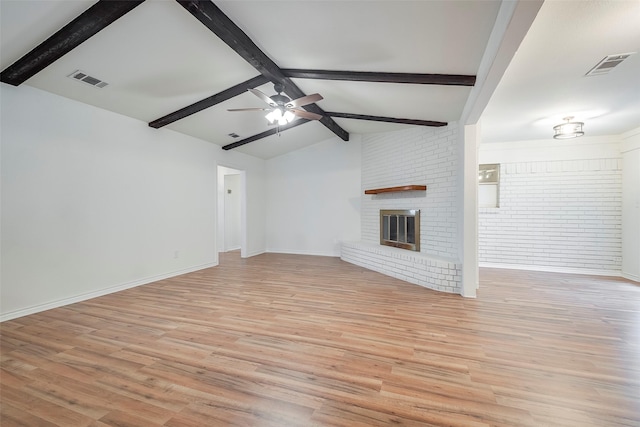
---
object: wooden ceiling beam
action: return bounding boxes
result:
[0,1,145,86]
[222,119,310,151]
[176,0,349,142]
[149,75,269,128]
[283,69,476,86]
[326,112,447,127]
[221,111,446,151]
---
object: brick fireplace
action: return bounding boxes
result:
[340,125,463,294]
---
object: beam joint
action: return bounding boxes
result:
[176,0,349,142]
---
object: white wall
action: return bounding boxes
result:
[265,135,361,256]
[217,165,243,254]
[460,123,480,297]
[215,155,266,259]
[479,137,623,275]
[1,85,266,320]
[621,128,640,282]
[224,174,241,251]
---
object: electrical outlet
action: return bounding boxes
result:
[174,250,179,259]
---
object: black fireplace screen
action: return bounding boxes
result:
[380,209,420,251]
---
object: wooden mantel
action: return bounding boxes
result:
[364,185,427,195]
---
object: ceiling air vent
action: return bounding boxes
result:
[67,70,109,88]
[585,53,635,76]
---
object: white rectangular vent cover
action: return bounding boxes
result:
[586,53,635,76]
[68,70,109,88]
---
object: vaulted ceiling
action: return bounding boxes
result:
[1,1,639,159]
[0,0,500,158]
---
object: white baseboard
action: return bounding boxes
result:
[266,248,340,257]
[479,262,621,277]
[0,262,218,322]
[622,272,640,283]
[243,249,266,258]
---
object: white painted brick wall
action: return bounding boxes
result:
[361,125,459,259]
[341,241,462,293]
[479,158,622,273]
[341,124,462,294]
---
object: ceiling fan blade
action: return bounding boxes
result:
[291,109,322,120]
[286,93,323,108]
[248,88,277,107]
[227,108,270,112]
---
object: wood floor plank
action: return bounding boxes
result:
[1,384,95,426]
[0,401,59,427]
[1,252,639,426]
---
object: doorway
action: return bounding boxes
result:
[217,165,246,261]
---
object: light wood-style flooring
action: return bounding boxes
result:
[1,252,639,426]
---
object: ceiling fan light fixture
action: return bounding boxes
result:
[553,116,584,139]
[265,111,275,123]
[265,109,281,124]
[238,85,322,126]
[266,108,295,125]
[283,110,295,123]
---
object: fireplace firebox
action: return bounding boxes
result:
[380,209,420,251]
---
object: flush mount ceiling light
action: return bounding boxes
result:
[553,116,584,139]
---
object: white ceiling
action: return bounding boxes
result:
[1,0,638,158]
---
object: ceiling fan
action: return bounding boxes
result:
[228,83,323,126]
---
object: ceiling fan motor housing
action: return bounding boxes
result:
[270,93,291,107]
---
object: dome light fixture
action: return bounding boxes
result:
[553,116,584,139]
